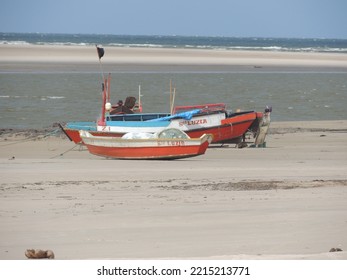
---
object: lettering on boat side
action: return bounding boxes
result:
[179,119,207,127]
[157,140,185,146]
[101,126,110,131]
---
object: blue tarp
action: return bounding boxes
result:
[65,121,96,131]
[146,109,201,122]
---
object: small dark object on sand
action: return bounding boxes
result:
[329,247,343,252]
[25,249,55,259]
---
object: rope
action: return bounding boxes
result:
[50,144,79,159]
[0,129,61,147]
[1,128,82,159]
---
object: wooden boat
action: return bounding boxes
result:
[80,128,213,160]
[61,49,269,146]
[62,89,265,146]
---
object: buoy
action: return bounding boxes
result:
[105,102,112,111]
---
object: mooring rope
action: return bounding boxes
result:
[0,127,83,159]
[50,144,79,159]
[0,128,62,147]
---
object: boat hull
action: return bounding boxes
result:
[80,131,212,160]
[63,111,259,145]
[186,111,258,143]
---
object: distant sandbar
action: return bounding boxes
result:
[1,44,347,73]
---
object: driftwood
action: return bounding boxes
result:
[329,248,343,252]
[25,249,55,259]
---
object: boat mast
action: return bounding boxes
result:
[138,85,143,112]
[171,88,176,115]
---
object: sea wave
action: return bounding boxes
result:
[224,46,347,53]
[36,42,89,46]
[108,43,165,48]
[45,96,66,99]
[0,95,65,99]
[0,40,31,45]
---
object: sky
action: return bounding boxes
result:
[1,0,347,39]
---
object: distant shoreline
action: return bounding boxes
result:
[1,44,347,73]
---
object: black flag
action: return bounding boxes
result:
[96,45,105,60]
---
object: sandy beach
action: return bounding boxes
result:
[0,44,347,260]
[0,120,346,260]
[1,44,347,73]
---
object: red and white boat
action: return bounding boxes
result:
[61,48,270,147]
[80,128,213,160]
[62,75,268,146]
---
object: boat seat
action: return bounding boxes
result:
[124,96,136,109]
[110,106,134,115]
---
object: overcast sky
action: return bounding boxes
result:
[1,0,347,38]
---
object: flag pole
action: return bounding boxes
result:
[96,45,108,124]
[96,45,105,83]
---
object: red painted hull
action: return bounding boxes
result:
[85,141,210,160]
[186,112,258,143]
[81,131,212,160]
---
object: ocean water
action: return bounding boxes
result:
[1,32,347,53]
[1,33,347,129]
[1,72,346,129]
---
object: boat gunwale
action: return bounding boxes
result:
[80,131,212,145]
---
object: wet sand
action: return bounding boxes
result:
[1,120,346,260]
[1,44,347,73]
